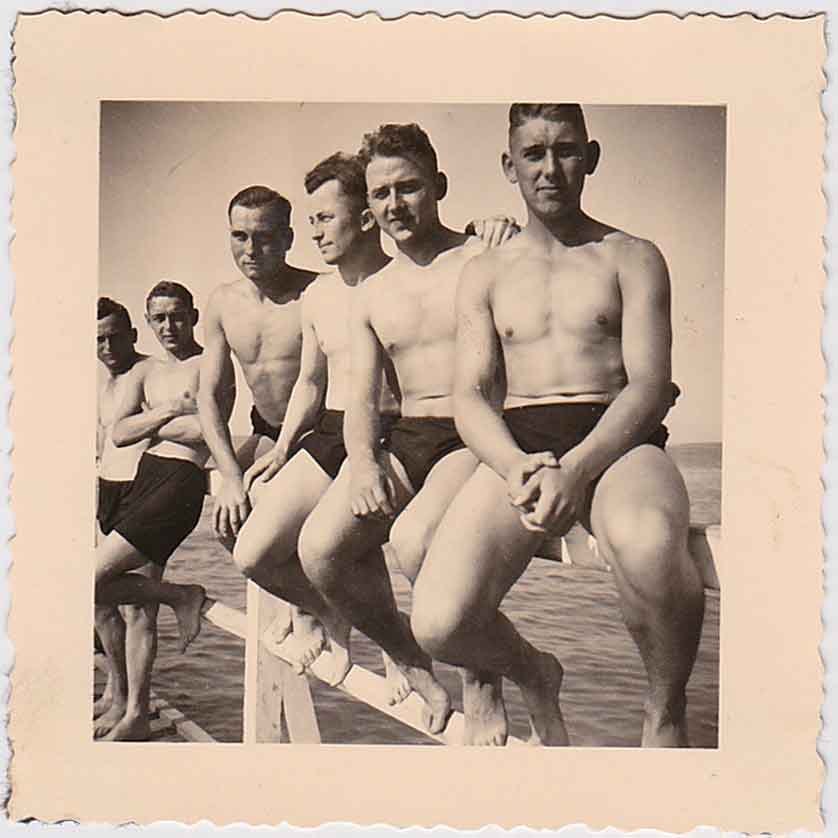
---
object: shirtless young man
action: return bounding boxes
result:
[298,124,516,740]
[232,154,515,687]
[94,281,219,741]
[411,104,705,747]
[94,298,150,732]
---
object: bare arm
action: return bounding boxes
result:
[111,363,180,447]
[243,293,327,489]
[560,239,673,483]
[197,291,239,478]
[156,414,203,444]
[345,285,395,517]
[452,257,520,475]
[345,285,385,468]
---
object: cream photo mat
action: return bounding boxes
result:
[9,11,825,831]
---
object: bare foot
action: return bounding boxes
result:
[266,609,327,675]
[306,621,351,687]
[519,650,569,746]
[462,669,507,746]
[174,584,206,653]
[397,657,452,734]
[93,692,113,719]
[93,703,125,738]
[101,711,151,742]
[641,694,689,747]
[264,608,293,649]
[382,650,411,706]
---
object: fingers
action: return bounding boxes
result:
[371,483,395,518]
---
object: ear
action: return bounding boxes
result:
[285,227,295,251]
[191,308,200,327]
[130,327,138,344]
[502,151,517,184]
[585,140,601,175]
[359,207,377,233]
[434,171,448,201]
[144,311,151,327]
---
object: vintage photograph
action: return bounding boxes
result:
[95,101,724,747]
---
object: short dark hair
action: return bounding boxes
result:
[97,297,132,330]
[145,280,195,312]
[304,153,368,210]
[227,185,292,225]
[508,103,589,140]
[358,123,439,177]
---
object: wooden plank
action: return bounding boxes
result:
[202,598,247,640]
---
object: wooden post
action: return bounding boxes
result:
[243,582,321,744]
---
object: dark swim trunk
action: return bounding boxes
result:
[111,452,207,567]
[297,410,346,479]
[503,402,669,516]
[251,406,282,442]
[97,478,134,535]
[384,416,467,493]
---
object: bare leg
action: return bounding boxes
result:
[102,563,163,742]
[93,605,128,737]
[389,452,507,744]
[96,531,205,653]
[299,459,452,734]
[234,451,353,682]
[589,445,704,747]
[412,464,569,746]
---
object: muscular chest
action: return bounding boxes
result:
[370,272,457,355]
[98,381,122,427]
[312,295,352,360]
[494,257,622,346]
[224,300,303,365]
[144,361,199,404]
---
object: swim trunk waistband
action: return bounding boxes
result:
[503,402,668,461]
[112,452,207,567]
[384,416,467,494]
[251,405,282,442]
[97,477,134,536]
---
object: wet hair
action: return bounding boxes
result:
[357,123,439,177]
[227,185,292,225]
[508,103,589,140]
[304,153,368,211]
[145,280,195,312]
[97,297,132,330]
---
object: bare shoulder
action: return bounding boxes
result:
[207,278,248,313]
[608,230,667,272]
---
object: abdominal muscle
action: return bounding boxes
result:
[243,357,301,428]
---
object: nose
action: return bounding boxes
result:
[243,238,255,255]
[542,150,561,181]
[386,188,404,214]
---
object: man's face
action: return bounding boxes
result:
[97,314,136,373]
[229,204,292,282]
[504,116,595,219]
[365,155,439,245]
[308,180,367,266]
[145,296,197,353]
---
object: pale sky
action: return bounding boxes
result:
[100,102,724,444]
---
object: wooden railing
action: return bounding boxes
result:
[196,522,721,744]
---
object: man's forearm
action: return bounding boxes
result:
[345,398,382,467]
[455,394,523,479]
[560,381,670,482]
[275,380,323,455]
[112,405,175,447]
[157,415,204,445]
[198,396,241,478]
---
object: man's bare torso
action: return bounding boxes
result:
[98,364,149,481]
[142,354,208,466]
[308,273,399,414]
[366,238,484,418]
[217,273,315,427]
[484,227,643,408]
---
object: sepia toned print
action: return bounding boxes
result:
[10,12,823,831]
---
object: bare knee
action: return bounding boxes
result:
[122,603,159,630]
[411,580,469,663]
[232,534,273,582]
[599,505,690,604]
[297,518,340,593]
[389,516,433,583]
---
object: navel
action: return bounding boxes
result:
[596,314,608,327]
[503,327,514,339]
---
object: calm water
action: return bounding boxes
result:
[150,443,721,747]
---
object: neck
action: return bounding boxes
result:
[163,340,202,362]
[106,351,142,379]
[395,222,464,267]
[527,206,591,247]
[336,238,390,286]
[251,263,304,302]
